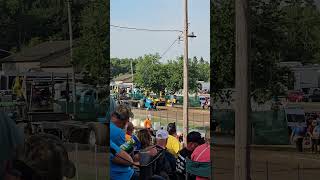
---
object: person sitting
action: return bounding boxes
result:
[166,122,181,157]
[126,122,135,141]
[191,132,211,180]
[153,129,177,180]
[133,129,158,162]
[110,104,138,180]
[176,132,205,180]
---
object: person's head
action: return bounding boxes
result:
[312,120,318,127]
[137,129,152,149]
[111,104,134,129]
[186,132,205,151]
[126,122,134,136]
[147,114,152,120]
[155,129,169,148]
[167,122,176,136]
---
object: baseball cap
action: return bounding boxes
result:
[156,129,169,139]
[187,131,205,144]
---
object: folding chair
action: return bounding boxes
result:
[186,158,212,180]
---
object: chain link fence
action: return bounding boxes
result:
[131,108,210,134]
[65,143,108,180]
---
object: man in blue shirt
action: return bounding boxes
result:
[110,104,138,180]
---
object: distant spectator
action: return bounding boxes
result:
[144,115,153,129]
[191,132,211,180]
[176,132,205,180]
[313,121,320,153]
[166,122,181,157]
[291,124,306,152]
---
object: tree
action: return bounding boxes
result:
[134,54,167,93]
[74,0,108,85]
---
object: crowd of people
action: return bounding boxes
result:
[291,113,320,153]
[110,103,211,180]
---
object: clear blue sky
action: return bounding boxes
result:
[110,0,210,62]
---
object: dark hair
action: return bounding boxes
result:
[187,131,205,144]
[137,129,152,149]
[167,122,176,135]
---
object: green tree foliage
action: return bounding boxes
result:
[74,0,108,85]
[111,58,138,78]
[0,0,87,54]
[211,0,320,102]
[134,54,167,93]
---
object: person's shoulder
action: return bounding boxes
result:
[178,148,190,157]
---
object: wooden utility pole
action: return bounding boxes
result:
[67,0,77,116]
[235,0,250,179]
[183,0,189,146]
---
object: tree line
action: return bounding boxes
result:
[211,0,320,102]
[111,54,210,94]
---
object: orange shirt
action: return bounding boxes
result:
[144,118,152,128]
[125,134,131,141]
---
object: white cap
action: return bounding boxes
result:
[156,129,168,139]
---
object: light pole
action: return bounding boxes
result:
[67,0,77,117]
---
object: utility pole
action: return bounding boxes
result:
[235,0,250,179]
[67,0,77,117]
[183,0,189,146]
[131,59,134,90]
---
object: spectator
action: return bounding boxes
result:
[166,122,181,157]
[308,120,317,153]
[191,132,211,180]
[134,129,157,162]
[176,132,205,180]
[110,104,138,180]
[154,129,177,180]
[126,122,135,141]
[313,121,320,153]
[144,115,153,129]
[291,123,306,152]
[0,111,24,180]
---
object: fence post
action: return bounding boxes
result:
[176,111,178,124]
[298,163,300,180]
[266,161,269,180]
[75,143,79,180]
[203,112,205,128]
[95,145,98,180]
[160,110,162,124]
[166,110,168,125]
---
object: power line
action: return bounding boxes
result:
[160,33,183,59]
[110,24,183,33]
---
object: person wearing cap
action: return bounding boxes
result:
[110,104,138,180]
[191,131,211,180]
[153,129,177,180]
[176,132,205,180]
[166,122,181,157]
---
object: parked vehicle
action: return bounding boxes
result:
[287,91,304,102]
[307,88,320,102]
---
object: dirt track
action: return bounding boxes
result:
[213,146,320,180]
[132,107,210,128]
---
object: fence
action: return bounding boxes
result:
[131,108,210,133]
[65,143,108,180]
[213,147,320,180]
[213,110,290,145]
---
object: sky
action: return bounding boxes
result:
[110,0,210,62]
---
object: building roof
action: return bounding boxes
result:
[0,41,75,68]
[113,74,133,83]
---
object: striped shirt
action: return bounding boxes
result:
[176,148,195,180]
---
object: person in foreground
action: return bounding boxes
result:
[176,131,205,180]
[191,131,211,180]
[110,104,138,180]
